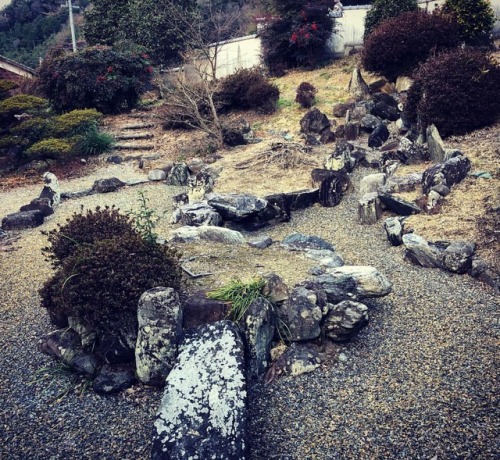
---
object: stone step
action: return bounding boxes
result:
[121,123,155,130]
[115,133,154,141]
[114,143,155,151]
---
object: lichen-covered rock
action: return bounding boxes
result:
[442,242,475,274]
[278,284,326,342]
[397,138,428,164]
[39,172,60,207]
[324,141,354,173]
[382,173,422,194]
[169,226,244,244]
[166,163,191,186]
[323,266,392,298]
[324,300,369,342]
[135,287,183,386]
[152,321,246,460]
[262,273,290,304]
[269,343,322,379]
[347,67,371,100]
[242,297,275,380]
[2,210,44,230]
[187,171,214,202]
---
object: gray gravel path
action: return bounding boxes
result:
[0,166,498,459]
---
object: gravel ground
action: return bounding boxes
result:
[0,164,498,459]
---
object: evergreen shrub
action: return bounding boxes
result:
[25,138,73,160]
[363,0,418,40]
[362,11,461,81]
[37,46,153,114]
[405,48,500,137]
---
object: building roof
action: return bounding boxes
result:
[0,55,37,78]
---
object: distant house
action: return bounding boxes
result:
[0,55,37,83]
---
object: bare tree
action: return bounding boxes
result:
[160,1,243,147]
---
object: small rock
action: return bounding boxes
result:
[379,193,422,216]
[148,169,167,181]
[324,300,369,342]
[282,232,334,251]
[368,124,389,148]
[248,236,273,249]
[384,217,405,246]
[93,364,136,394]
[91,177,125,194]
[2,210,44,230]
[426,124,446,163]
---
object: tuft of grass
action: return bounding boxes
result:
[207,277,266,321]
[76,126,115,156]
[277,98,294,109]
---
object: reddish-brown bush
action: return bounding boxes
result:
[362,10,460,81]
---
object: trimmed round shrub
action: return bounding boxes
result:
[362,11,461,81]
[295,82,317,108]
[219,68,280,114]
[43,207,139,266]
[405,48,500,137]
[51,109,103,136]
[40,234,182,334]
[0,95,49,121]
[40,206,182,335]
[364,0,418,40]
[10,117,53,144]
[37,46,153,114]
[442,0,495,46]
[0,79,18,100]
[25,138,73,160]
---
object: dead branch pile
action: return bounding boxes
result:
[235,142,315,170]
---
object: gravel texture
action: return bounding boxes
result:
[0,165,498,459]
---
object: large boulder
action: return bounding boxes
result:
[152,321,246,460]
[371,101,399,122]
[422,155,471,195]
[2,210,44,230]
[206,193,268,222]
[442,242,475,274]
[20,197,54,217]
[169,226,244,244]
[179,202,222,227]
[135,288,183,386]
[278,284,326,342]
[323,266,392,298]
[324,300,369,342]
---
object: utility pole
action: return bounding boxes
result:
[68,0,77,52]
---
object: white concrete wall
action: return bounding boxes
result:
[212,35,262,78]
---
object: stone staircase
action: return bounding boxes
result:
[105,113,160,163]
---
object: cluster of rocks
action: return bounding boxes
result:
[1,172,60,231]
[38,229,392,459]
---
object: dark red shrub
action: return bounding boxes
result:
[362,10,461,81]
[295,82,317,108]
[405,48,500,137]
